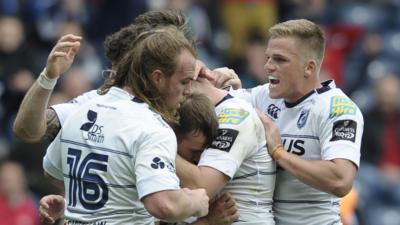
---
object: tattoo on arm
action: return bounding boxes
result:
[42,109,61,145]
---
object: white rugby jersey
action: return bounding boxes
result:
[43,88,180,225]
[231,80,364,225]
[51,88,104,125]
[198,94,276,225]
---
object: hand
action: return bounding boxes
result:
[194,60,214,81]
[39,194,65,225]
[212,67,242,90]
[206,193,239,225]
[183,188,209,218]
[257,111,283,155]
[46,34,82,79]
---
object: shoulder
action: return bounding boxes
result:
[316,88,362,116]
[118,101,173,133]
[216,97,257,127]
[69,89,100,104]
[311,88,364,130]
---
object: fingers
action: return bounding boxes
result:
[53,41,80,52]
[40,196,51,209]
[39,206,55,225]
[216,192,231,203]
[230,210,240,221]
[256,110,272,125]
[256,110,283,153]
[213,67,239,88]
[66,42,81,59]
[57,34,82,43]
[195,60,214,81]
[50,41,80,60]
[224,197,236,209]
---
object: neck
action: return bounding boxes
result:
[122,85,133,95]
[287,78,322,103]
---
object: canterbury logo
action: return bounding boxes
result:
[267,104,280,119]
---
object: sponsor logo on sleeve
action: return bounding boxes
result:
[330,120,357,142]
[210,129,239,152]
[329,96,356,118]
[166,162,175,173]
[297,109,310,129]
[150,157,165,169]
[218,108,249,125]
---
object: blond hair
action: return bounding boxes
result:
[268,19,325,68]
[115,26,196,125]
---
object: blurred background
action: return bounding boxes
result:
[0,0,399,225]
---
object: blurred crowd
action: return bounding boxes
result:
[0,0,399,225]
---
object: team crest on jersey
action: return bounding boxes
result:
[80,110,104,143]
[329,96,356,118]
[210,129,239,152]
[297,109,310,129]
[218,108,249,125]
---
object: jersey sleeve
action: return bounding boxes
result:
[198,108,259,178]
[50,90,98,125]
[318,96,364,167]
[134,127,181,200]
[43,131,64,180]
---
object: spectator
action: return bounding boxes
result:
[357,73,400,225]
[0,160,39,225]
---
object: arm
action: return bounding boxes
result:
[176,155,229,199]
[190,192,239,225]
[41,109,62,145]
[274,152,356,197]
[212,67,242,90]
[40,172,65,224]
[39,194,65,225]
[257,111,356,197]
[13,34,81,142]
[44,171,65,195]
[13,81,53,142]
[142,188,209,222]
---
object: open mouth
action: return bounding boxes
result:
[268,75,280,85]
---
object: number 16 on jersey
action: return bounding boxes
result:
[67,148,109,210]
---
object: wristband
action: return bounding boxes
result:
[37,68,58,90]
[272,146,285,161]
[270,144,285,161]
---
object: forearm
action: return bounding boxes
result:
[176,155,229,198]
[144,190,203,222]
[189,218,208,225]
[277,151,355,197]
[176,155,205,189]
[167,191,202,222]
[44,171,65,195]
[13,81,53,142]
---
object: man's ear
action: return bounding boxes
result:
[151,69,164,87]
[304,60,317,78]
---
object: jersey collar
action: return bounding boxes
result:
[215,94,234,107]
[284,80,334,108]
[108,87,134,99]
